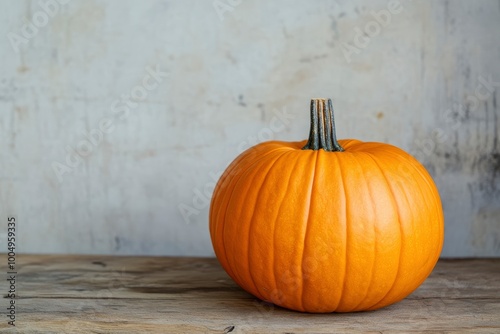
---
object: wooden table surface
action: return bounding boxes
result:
[1,255,499,333]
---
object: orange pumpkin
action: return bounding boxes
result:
[209,98,444,313]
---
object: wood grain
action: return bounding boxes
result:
[1,255,499,333]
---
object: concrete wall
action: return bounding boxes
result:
[0,0,499,257]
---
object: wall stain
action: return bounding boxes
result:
[15,106,28,120]
[17,65,29,73]
[134,149,157,160]
[493,92,498,151]
[225,51,237,65]
[257,103,265,122]
[114,236,121,251]
[299,54,328,63]
[238,94,246,107]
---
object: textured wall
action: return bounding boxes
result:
[0,0,499,257]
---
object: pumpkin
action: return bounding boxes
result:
[209,98,444,313]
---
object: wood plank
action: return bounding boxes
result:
[1,255,499,333]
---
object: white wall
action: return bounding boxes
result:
[0,0,499,257]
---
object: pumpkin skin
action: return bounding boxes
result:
[209,99,444,313]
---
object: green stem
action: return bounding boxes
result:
[302,98,344,152]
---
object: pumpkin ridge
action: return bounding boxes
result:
[407,165,437,271]
[405,156,445,254]
[210,143,291,220]
[270,151,302,305]
[299,150,320,311]
[348,153,379,311]
[247,149,298,303]
[212,149,265,274]
[212,145,289,237]
[333,152,349,311]
[244,150,292,300]
[211,145,289,214]
[224,148,290,295]
[394,155,443,297]
[386,160,440,306]
[214,147,289,287]
[363,153,405,310]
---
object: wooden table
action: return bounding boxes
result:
[2,255,499,333]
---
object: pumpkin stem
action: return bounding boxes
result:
[303,98,344,152]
